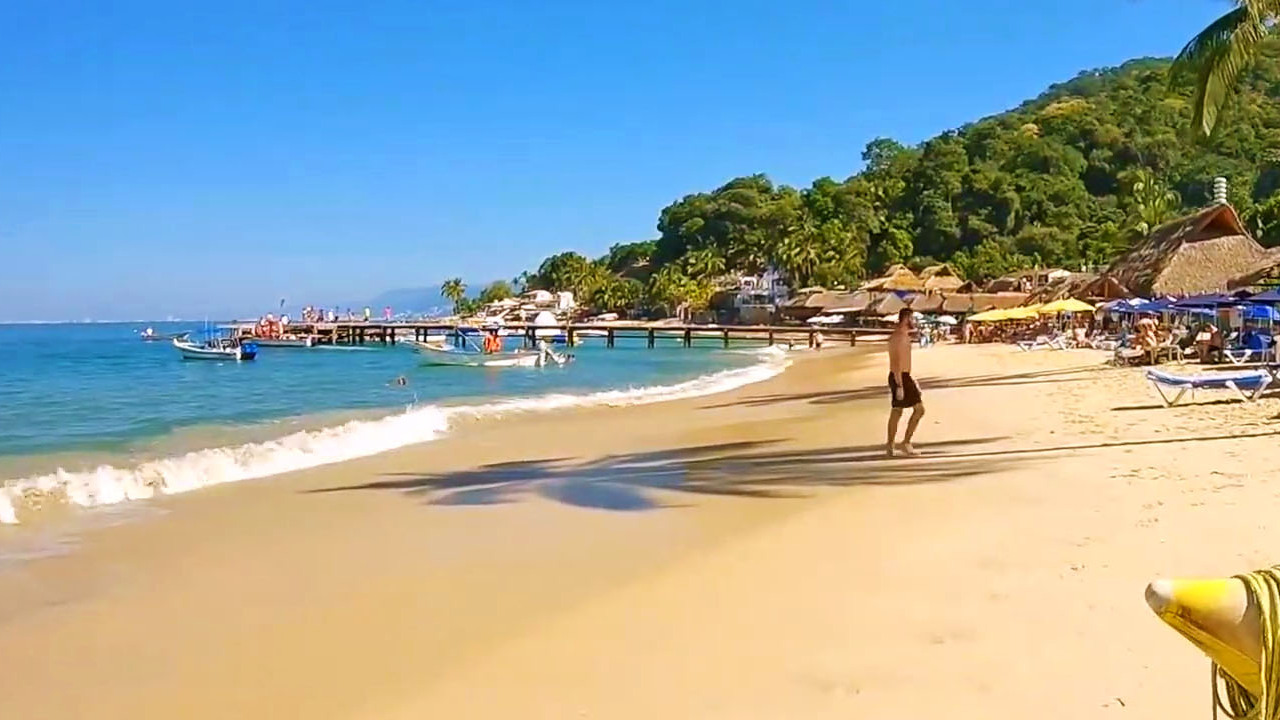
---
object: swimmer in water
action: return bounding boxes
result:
[389,375,408,387]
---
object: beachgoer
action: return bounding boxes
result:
[886,307,925,458]
[483,330,501,354]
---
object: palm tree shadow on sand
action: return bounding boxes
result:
[306,437,1025,511]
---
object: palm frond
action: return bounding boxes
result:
[1170,4,1270,136]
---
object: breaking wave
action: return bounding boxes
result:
[0,349,791,524]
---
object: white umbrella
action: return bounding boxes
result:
[936,315,958,326]
[533,310,560,338]
[807,314,844,325]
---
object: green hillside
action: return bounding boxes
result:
[521,40,1280,313]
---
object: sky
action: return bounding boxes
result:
[0,0,1228,320]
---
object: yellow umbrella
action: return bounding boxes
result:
[1039,298,1095,314]
[966,308,1007,322]
[1003,304,1043,320]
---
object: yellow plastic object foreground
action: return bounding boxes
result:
[1146,577,1261,696]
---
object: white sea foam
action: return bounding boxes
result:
[0,350,791,524]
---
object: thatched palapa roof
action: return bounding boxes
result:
[1108,203,1267,297]
[919,264,964,293]
[942,294,974,313]
[860,264,925,292]
[778,289,870,319]
[1228,248,1280,289]
[870,293,910,316]
[909,294,944,312]
[1025,273,1132,304]
[969,292,1029,312]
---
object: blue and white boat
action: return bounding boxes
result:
[173,332,258,361]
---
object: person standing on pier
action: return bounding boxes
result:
[886,308,924,458]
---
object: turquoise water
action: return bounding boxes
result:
[0,323,782,522]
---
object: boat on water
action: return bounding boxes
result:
[139,327,184,342]
[249,335,317,348]
[173,333,258,361]
[407,339,571,368]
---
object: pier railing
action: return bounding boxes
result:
[231,322,885,349]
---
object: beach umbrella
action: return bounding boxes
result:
[936,315,958,325]
[1242,304,1280,321]
[532,310,560,338]
[967,308,1007,322]
[1003,305,1043,320]
[806,314,844,325]
[1039,298,1095,314]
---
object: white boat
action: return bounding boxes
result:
[251,335,316,348]
[407,340,571,367]
[174,335,258,361]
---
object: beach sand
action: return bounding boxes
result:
[2,342,1279,718]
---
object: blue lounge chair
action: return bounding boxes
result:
[1146,368,1273,406]
[1224,332,1276,365]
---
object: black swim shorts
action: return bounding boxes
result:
[888,372,922,409]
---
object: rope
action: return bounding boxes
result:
[1213,567,1280,719]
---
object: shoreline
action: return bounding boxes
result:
[4,342,1276,717]
[0,343,796,526]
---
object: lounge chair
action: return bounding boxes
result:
[1151,337,1185,364]
[1224,333,1276,365]
[1017,335,1068,352]
[1146,368,1273,406]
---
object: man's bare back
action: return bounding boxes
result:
[888,325,911,376]
[885,309,924,457]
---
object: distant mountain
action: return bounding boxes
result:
[363,286,449,316]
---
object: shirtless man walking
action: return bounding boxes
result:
[887,308,925,457]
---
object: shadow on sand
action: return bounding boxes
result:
[305,421,1280,512]
[702,365,1103,409]
[307,436,1033,511]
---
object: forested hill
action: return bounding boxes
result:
[521,40,1280,314]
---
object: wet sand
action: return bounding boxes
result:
[2,343,1278,718]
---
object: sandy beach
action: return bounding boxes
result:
[3,342,1279,718]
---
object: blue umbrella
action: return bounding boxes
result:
[1242,304,1280,321]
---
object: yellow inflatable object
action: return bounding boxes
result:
[1146,577,1261,694]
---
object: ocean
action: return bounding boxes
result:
[0,322,791,525]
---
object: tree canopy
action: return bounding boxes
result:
[512,39,1280,314]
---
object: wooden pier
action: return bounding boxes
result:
[231,322,882,350]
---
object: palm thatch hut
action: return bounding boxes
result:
[1025,273,1132,304]
[869,293,910,316]
[969,292,1029,313]
[777,290,871,321]
[1108,203,1267,297]
[1228,248,1280,289]
[984,269,1069,293]
[919,264,965,293]
[909,293,944,313]
[860,264,925,292]
[941,293,974,314]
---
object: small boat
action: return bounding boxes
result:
[250,335,317,348]
[174,334,258,361]
[139,327,167,342]
[407,339,571,367]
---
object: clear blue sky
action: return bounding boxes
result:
[0,0,1224,320]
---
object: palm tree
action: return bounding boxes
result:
[682,248,726,280]
[1123,169,1182,237]
[1173,2,1273,136]
[441,278,467,313]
